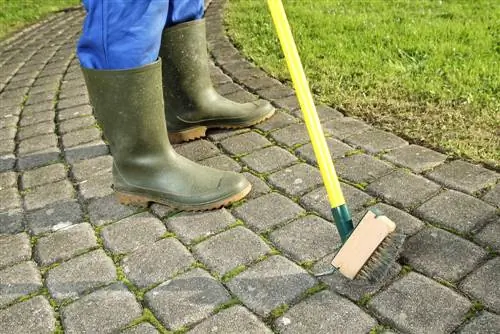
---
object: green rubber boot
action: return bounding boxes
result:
[160,19,275,143]
[82,60,251,210]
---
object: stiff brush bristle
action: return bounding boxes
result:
[356,232,406,283]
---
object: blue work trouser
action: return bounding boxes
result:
[77,0,204,70]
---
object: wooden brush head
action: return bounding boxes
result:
[331,210,396,279]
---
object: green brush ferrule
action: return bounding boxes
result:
[331,204,354,243]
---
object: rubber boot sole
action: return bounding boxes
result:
[168,109,275,144]
[115,183,251,211]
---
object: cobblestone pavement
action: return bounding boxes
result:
[0,0,499,333]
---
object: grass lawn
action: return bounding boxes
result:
[226,0,499,168]
[0,0,80,40]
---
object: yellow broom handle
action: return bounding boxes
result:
[267,0,345,208]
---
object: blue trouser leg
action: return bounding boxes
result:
[77,0,204,70]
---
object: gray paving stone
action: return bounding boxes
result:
[122,322,159,334]
[323,117,371,139]
[228,68,266,85]
[0,127,15,141]
[227,255,316,317]
[300,184,373,221]
[291,104,344,122]
[220,131,271,155]
[4,78,34,91]
[0,188,21,211]
[150,203,176,219]
[369,272,471,334]
[295,138,354,165]
[166,209,236,244]
[335,154,394,184]
[0,97,22,112]
[267,163,323,197]
[243,172,271,199]
[366,170,441,209]
[221,60,257,77]
[402,227,488,282]
[58,115,96,134]
[270,215,340,263]
[145,268,230,331]
[61,283,142,334]
[17,147,61,170]
[426,160,498,195]
[193,226,271,276]
[59,84,88,99]
[46,249,116,300]
[8,70,37,83]
[21,163,67,189]
[243,76,281,91]
[0,233,31,269]
[207,128,250,142]
[257,85,294,100]
[233,192,305,233]
[275,290,376,334]
[64,140,109,163]
[366,203,425,236]
[319,104,345,119]
[214,82,242,96]
[460,257,500,313]
[101,212,166,254]
[0,92,25,107]
[88,194,136,226]
[33,74,61,87]
[210,70,232,85]
[221,90,257,103]
[72,155,112,180]
[122,237,195,288]
[254,111,299,132]
[175,139,219,161]
[0,296,55,334]
[0,261,43,307]
[345,128,408,154]
[199,154,241,172]
[60,79,86,91]
[17,121,55,141]
[24,179,74,211]
[382,145,447,173]
[78,171,114,199]
[241,146,298,174]
[482,183,499,207]
[26,200,83,234]
[414,190,497,233]
[210,45,239,61]
[64,70,83,81]
[458,311,500,334]
[270,123,311,147]
[0,139,15,155]
[24,92,55,106]
[312,253,401,301]
[189,305,273,334]
[38,66,65,78]
[57,95,89,110]
[19,110,54,127]
[0,115,18,129]
[30,82,58,95]
[0,210,24,234]
[0,92,22,109]
[62,126,101,148]
[18,133,58,155]
[57,104,93,121]
[34,223,97,266]
[474,219,500,252]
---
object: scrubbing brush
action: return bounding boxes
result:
[267,0,405,282]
